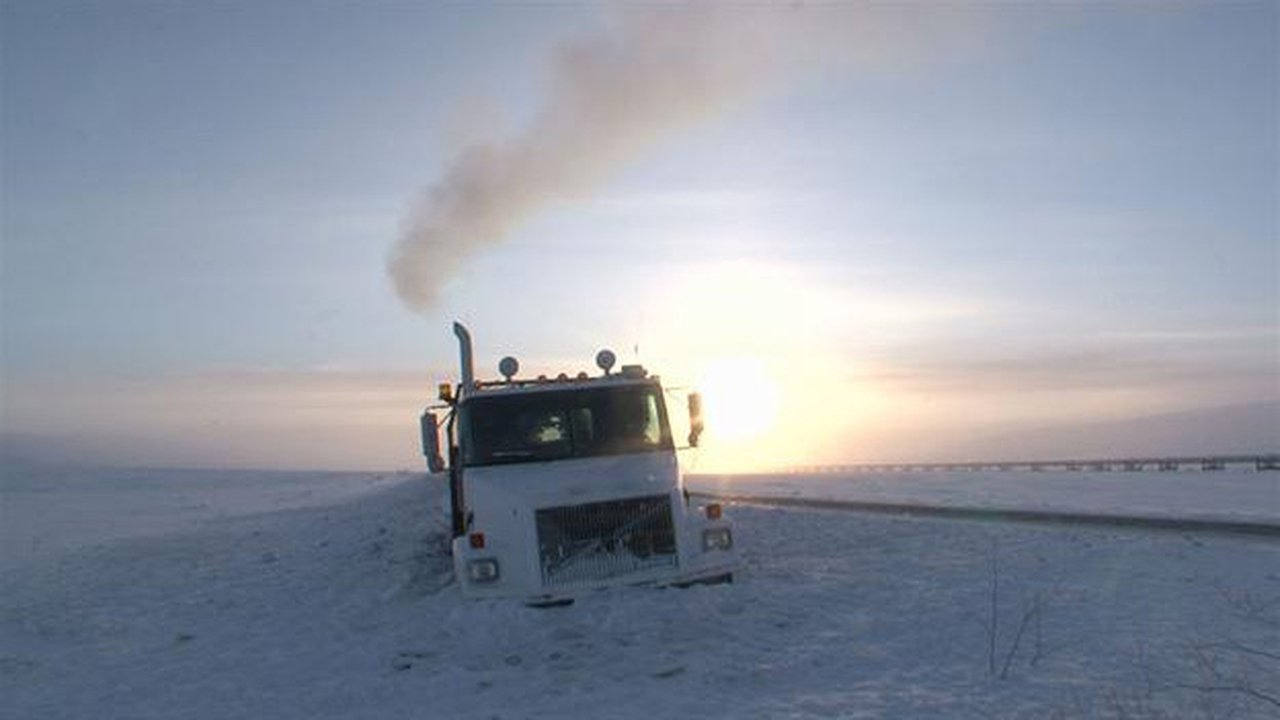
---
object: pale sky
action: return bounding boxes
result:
[2,2,1276,471]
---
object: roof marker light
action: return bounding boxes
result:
[620,364,647,379]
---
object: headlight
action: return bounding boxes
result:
[702,527,733,552]
[467,558,500,583]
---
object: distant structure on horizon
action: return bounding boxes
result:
[784,454,1280,475]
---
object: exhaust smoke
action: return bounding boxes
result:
[388,6,985,311]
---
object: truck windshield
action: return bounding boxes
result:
[461,385,673,467]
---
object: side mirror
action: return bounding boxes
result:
[420,411,445,473]
[687,392,704,447]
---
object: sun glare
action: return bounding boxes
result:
[696,357,780,442]
[642,259,892,471]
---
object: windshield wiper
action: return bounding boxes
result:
[482,448,574,465]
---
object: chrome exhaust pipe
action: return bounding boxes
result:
[452,321,475,395]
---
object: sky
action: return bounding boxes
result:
[2,1,1277,472]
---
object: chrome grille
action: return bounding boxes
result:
[536,494,677,586]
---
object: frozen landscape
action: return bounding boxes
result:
[689,468,1280,529]
[4,3,1277,718]
[3,464,1278,719]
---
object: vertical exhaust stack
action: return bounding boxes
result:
[453,322,475,396]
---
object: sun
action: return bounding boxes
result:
[696,356,780,442]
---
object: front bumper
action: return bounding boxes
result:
[452,509,740,602]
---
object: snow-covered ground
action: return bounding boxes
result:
[689,468,1280,526]
[0,465,412,572]
[3,467,1278,718]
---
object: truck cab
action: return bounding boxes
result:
[421,323,738,603]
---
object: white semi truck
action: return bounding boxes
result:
[421,323,738,604]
